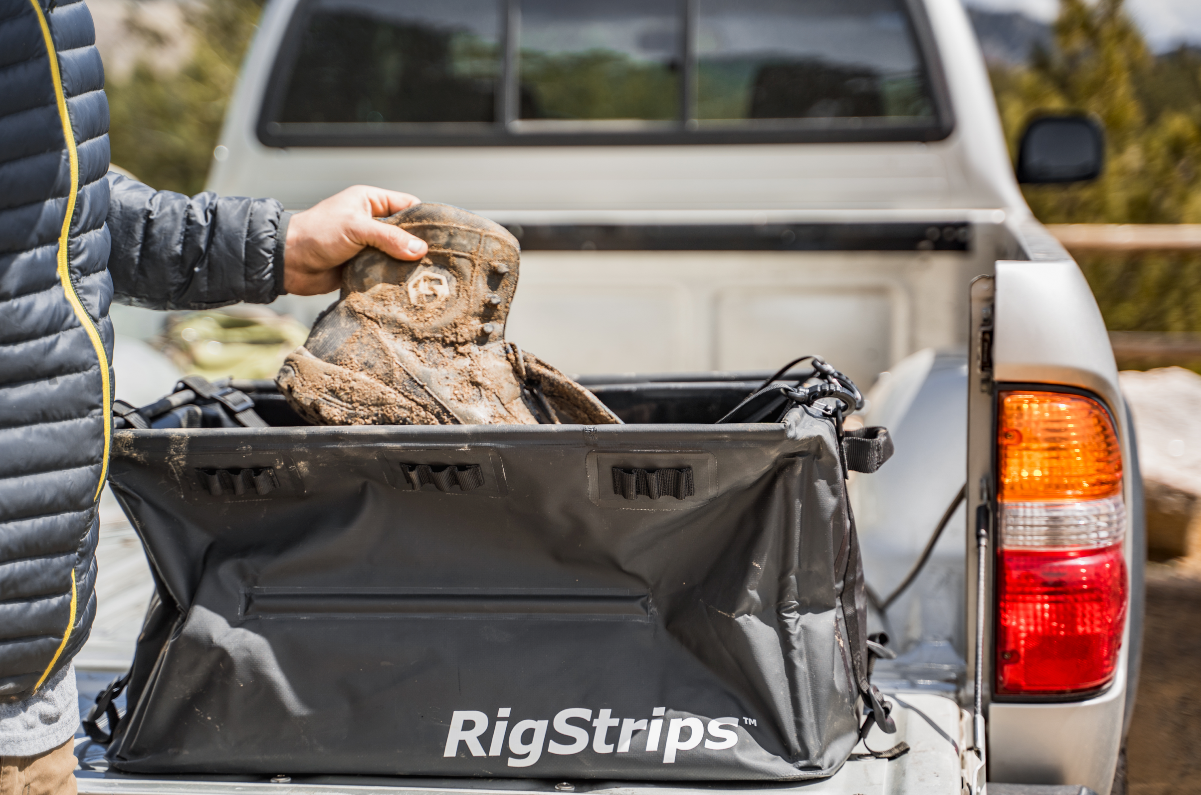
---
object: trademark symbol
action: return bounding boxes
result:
[742,717,756,726]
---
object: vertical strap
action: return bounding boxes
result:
[842,501,896,734]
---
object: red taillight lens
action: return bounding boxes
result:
[996,541,1127,693]
[995,391,1128,697]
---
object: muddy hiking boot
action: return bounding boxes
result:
[277,203,621,426]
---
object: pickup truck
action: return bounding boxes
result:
[78,0,1144,793]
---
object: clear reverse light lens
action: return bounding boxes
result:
[999,496,1126,549]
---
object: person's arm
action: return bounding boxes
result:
[105,173,429,307]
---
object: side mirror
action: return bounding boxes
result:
[1016,115,1105,184]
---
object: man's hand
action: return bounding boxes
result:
[283,185,428,295]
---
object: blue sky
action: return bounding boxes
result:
[965,0,1201,51]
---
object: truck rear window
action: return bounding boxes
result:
[695,0,934,124]
[517,0,680,126]
[276,0,501,125]
[260,0,950,146]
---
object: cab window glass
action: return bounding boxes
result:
[517,0,680,124]
[695,0,934,123]
[265,0,946,142]
[278,0,501,124]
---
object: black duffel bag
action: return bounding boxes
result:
[97,374,893,781]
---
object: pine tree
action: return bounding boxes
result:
[990,0,1201,332]
[106,0,265,195]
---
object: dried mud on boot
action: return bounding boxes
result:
[277,203,620,427]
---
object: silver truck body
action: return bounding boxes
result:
[74,0,1142,792]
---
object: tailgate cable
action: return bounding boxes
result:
[869,484,968,612]
[860,485,987,786]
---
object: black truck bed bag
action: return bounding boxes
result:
[104,389,872,781]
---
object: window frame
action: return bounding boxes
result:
[256,0,955,148]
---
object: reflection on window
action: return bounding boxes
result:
[695,0,934,123]
[518,0,680,123]
[265,0,946,141]
[279,0,500,123]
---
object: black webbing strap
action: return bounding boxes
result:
[112,400,149,430]
[611,467,695,500]
[180,375,268,428]
[842,426,894,473]
[199,467,279,497]
[838,505,897,738]
[860,684,897,735]
[83,671,130,744]
[402,464,485,492]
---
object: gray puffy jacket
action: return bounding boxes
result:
[0,0,288,701]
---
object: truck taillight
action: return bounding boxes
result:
[995,391,1128,696]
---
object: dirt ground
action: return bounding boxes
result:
[1127,564,1201,795]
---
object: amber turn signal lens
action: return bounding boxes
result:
[998,392,1122,502]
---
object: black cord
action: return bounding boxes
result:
[878,485,967,610]
[718,355,863,423]
[810,358,865,411]
[714,385,791,424]
[715,383,858,424]
[751,355,817,394]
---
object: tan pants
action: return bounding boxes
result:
[0,740,76,795]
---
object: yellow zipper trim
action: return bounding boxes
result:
[29,0,104,691]
[29,0,111,503]
[34,571,77,692]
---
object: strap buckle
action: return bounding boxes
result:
[860,684,898,738]
[82,672,130,744]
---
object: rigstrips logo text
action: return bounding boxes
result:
[444,707,740,767]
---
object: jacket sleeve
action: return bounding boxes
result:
[105,171,292,309]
